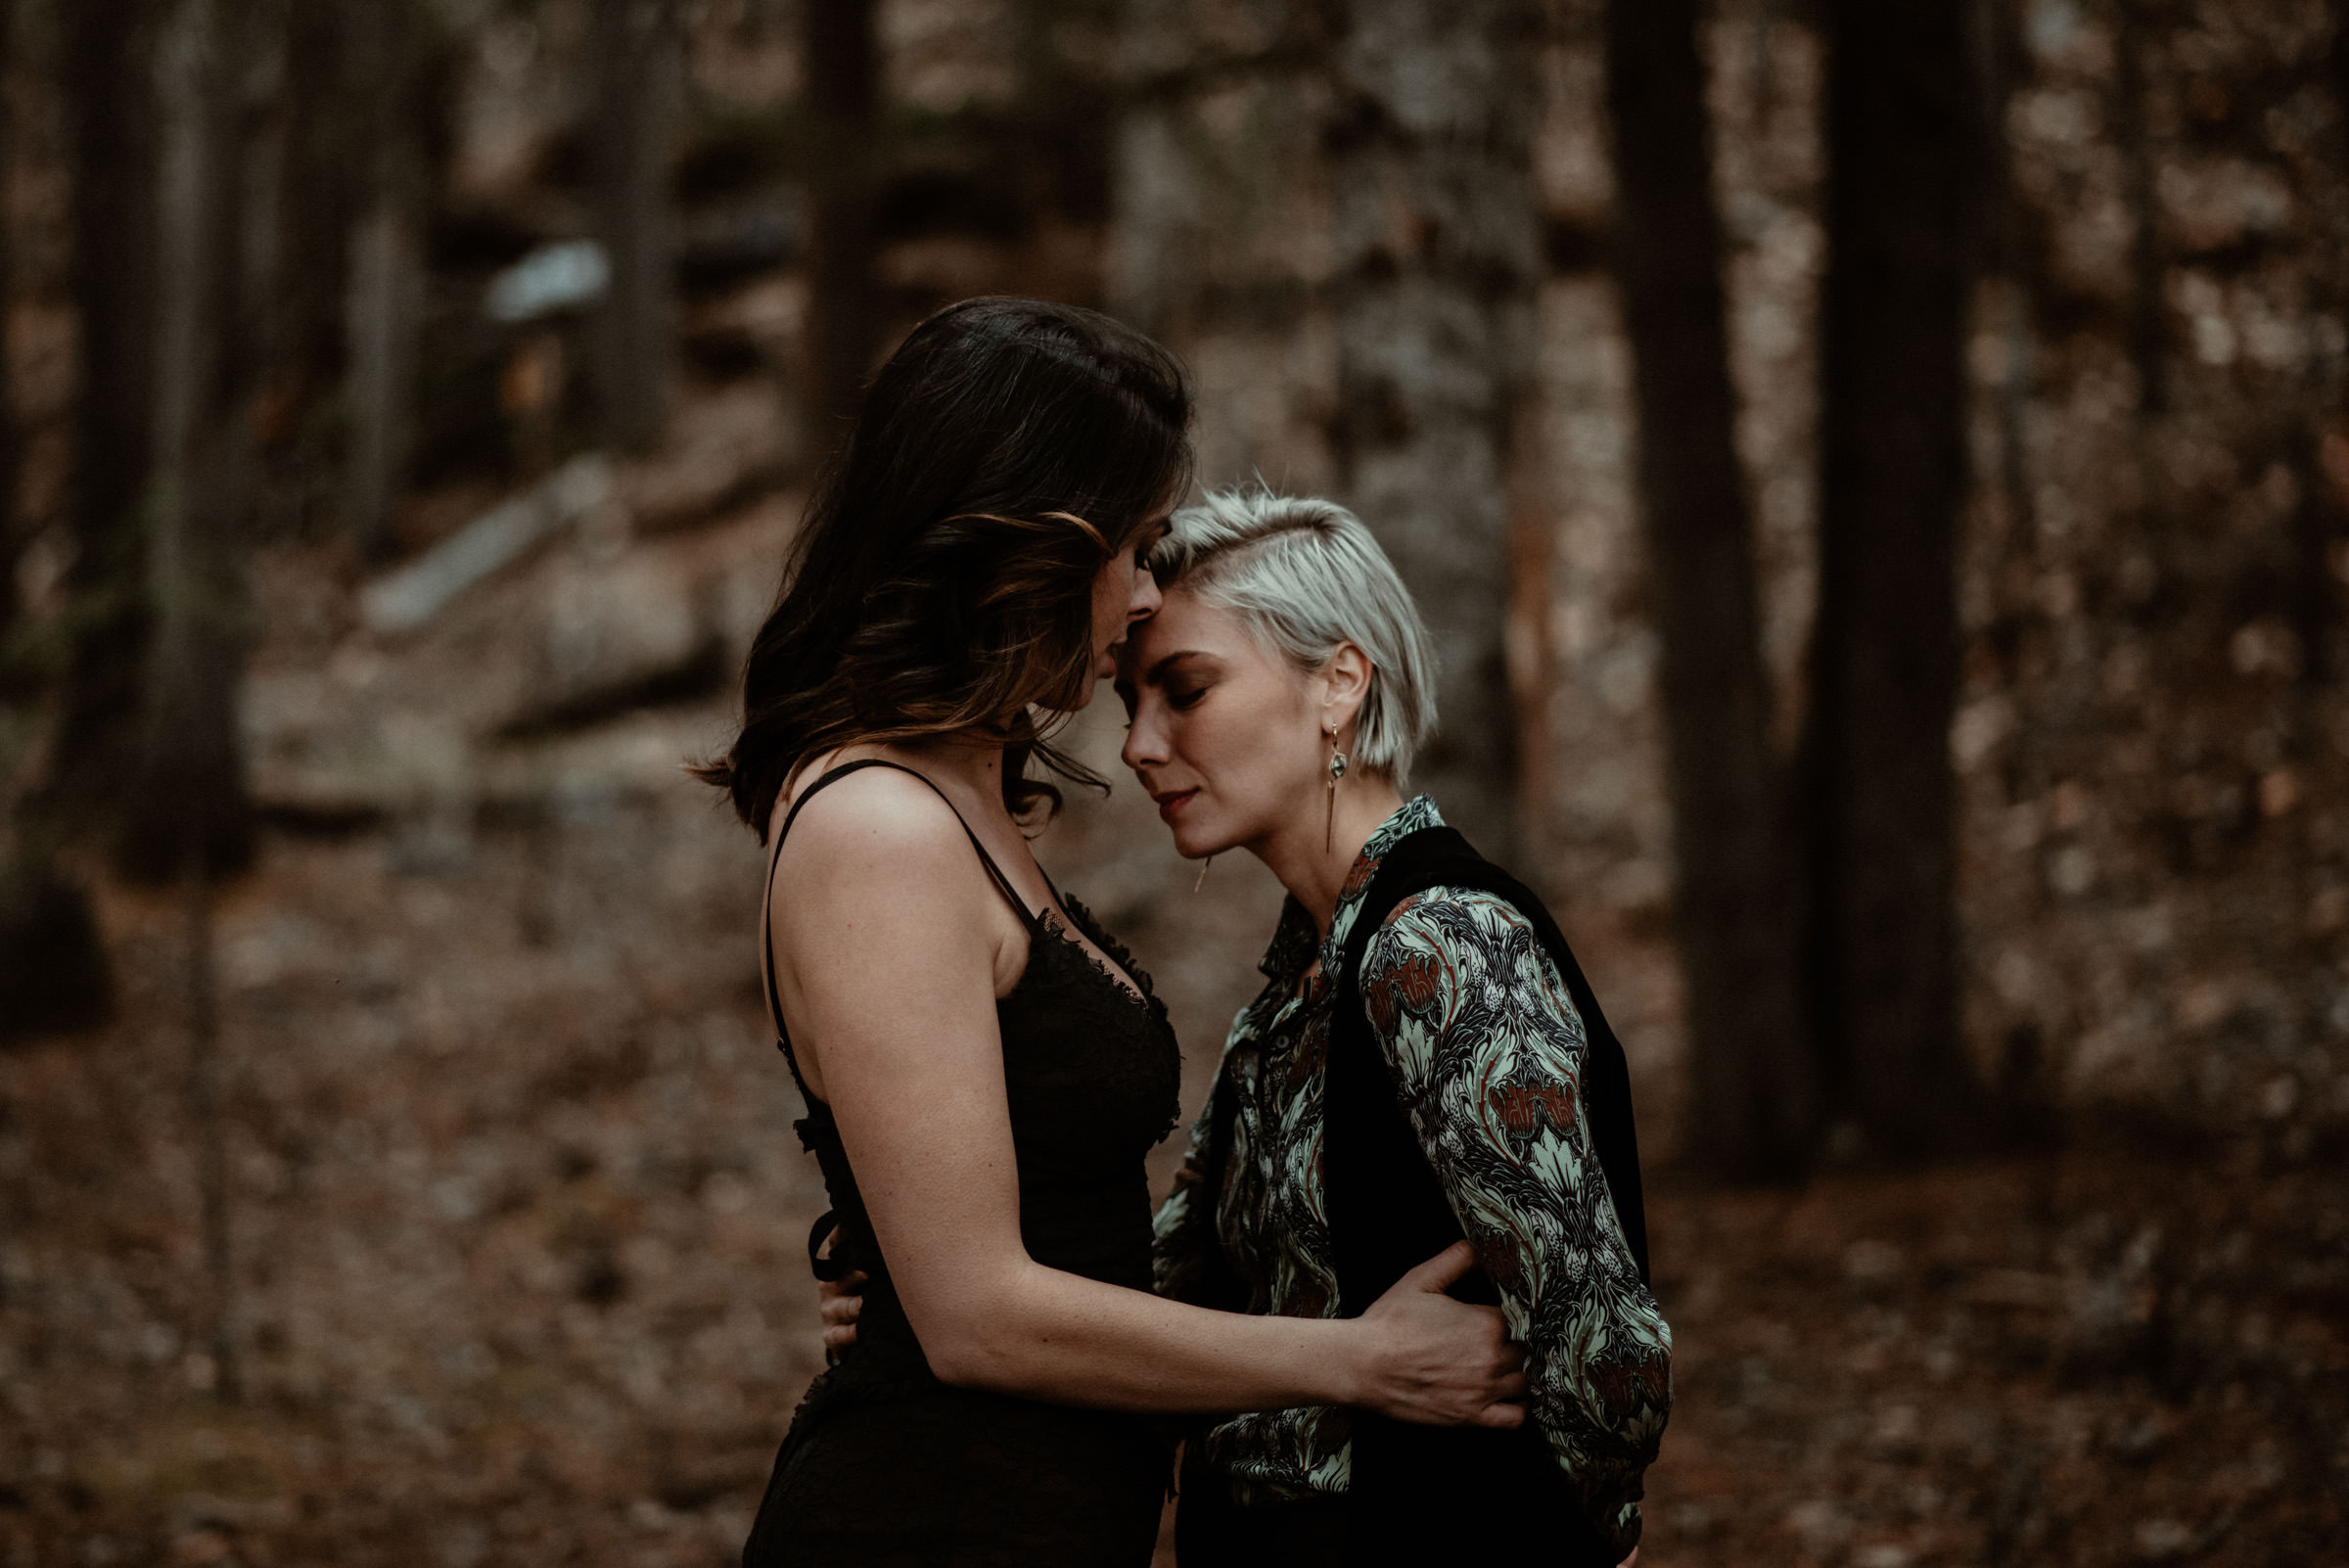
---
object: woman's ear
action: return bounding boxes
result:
[1321,642,1374,738]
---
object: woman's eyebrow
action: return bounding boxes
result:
[1145,650,1216,683]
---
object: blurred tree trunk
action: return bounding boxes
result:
[273,2,359,521]
[342,0,425,560]
[1603,0,1817,1180]
[0,0,112,1047]
[1981,0,2039,553]
[802,0,881,441]
[2306,0,2349,689]
[51,0,161,826]
[1,0,164,1041]
[1504,403,1555,873]
[119,0,255,885]
[2115,0,2167,422]
[1809,0,1990,1159]
[589,0,682,450]
[148,0,265,1400]
[0,0,17,674]
[1321,0,1543,859]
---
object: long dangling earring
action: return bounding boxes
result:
[1193,854,1216,893]
[1323,724,1349,854]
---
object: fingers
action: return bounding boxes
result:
[822,1324,856,1353]
[1471,1401,1527,1430]
[1398,1239,1477,1294]
[816,1268,867,1339]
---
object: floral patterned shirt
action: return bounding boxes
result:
[1152,797,1672,1545]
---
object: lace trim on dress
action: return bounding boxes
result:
[1042,894,1163,1014]
[1041,898,1180,1148]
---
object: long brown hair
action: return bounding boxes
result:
[698,298,1194,839]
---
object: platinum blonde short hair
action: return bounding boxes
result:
[1149,489,1439,781]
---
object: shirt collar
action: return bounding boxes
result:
[1252,795,1446,986]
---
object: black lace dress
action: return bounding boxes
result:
[743,761,1184,1567]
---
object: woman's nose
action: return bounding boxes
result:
[1121,711,1164,772]
[1128,565,1162,622]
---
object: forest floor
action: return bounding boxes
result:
[1,550,2344,1568]
[4,770,2340,1568]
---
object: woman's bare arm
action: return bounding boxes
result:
[770,774,1523,1423]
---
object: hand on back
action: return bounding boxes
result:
[817,1249,863,1356]
[1351,1240,1526,1428]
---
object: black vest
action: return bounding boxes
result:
[1324,825,1650,1559]
[1327,825,1651,1301]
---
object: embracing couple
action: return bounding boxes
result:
[699,298,1671,1567]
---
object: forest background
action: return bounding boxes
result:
[0,0,2344,1564]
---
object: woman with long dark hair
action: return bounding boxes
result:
[700,300,1525,1567]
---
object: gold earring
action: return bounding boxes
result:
[1323,725,1349,854]
[1193,853,1216,893]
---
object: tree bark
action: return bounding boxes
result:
[1981,0,2039,552]
[274,0,361,495]
[2304,0,2349,690]
[1321,0,1543,858]
[343,204,422,559]
[135,0,258,1397]
[590,0,682,451]
[802,0,882,442]
[0,0,18,673]
[342,0,425,560]
[1603,0,1818,1179]
[1504,395,1555,876]
[1810,0,1990,1159]
[0,0,151,1040]
[2115,0,2167,422]
[50,0,161,829]
[116,0,255,884]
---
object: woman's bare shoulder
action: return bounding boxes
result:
[770,762,982,899]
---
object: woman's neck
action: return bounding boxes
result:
[890,732,1004,796]
[1252,776,1406,942]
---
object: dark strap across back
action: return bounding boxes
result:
[757,760,1181,1387]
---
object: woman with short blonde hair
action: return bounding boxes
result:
[1124,488,1669,1565]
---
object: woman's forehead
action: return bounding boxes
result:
[1126,590,1235,668]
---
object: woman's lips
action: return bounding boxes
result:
[1156,789,1197,823]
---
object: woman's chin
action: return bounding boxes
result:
[1168,820,1236,863]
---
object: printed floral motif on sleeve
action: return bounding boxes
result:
[1146,796,1444,1502]
[1359,887,1675,1551]
[1150,1067,1221,1307]
[1146,795,1671,1529]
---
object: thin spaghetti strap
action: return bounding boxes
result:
[759,759,1042,1041]
[868,765,1041,933]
